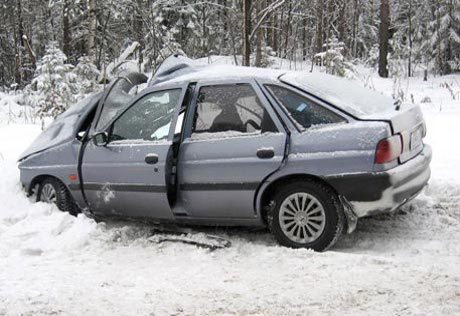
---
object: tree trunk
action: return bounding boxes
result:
[242,0,251,66]
[135,0,144,72]
[272,4,278,53]
[201,5,208,56]
[14,0,25,85]
[315,0,323,55]
[88,0,97,61]
[407,0,412,77]
[282,0,292,58]
[254,0,262,67]
[352,0,359,58]
[378,0,390,78]
[302,14,307,61]
[23,35,36,68]
[338,0,346,44]
[16,0,24,47]
[62,0,71,58]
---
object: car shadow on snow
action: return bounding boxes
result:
[98,206,419,253]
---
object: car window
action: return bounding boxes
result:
[266,85,345,129]
[192,84,277,136]
[110,89,181,142]
[96,73,147,130]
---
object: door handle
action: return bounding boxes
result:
[145,153,159,164]
[257,148,275,159]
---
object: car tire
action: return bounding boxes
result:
[37,178,79,216]
[267,180,344,251]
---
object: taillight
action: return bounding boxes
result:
[375,135,403,164]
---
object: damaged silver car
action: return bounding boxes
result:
[18,55,432,251]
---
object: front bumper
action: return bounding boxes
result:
[326,144,432,218]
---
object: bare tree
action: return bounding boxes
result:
[88,0,97,60]
[315,0,323,57]
[254,0,263,67]
[407,0,413,77]
[378,0,390,78]
[62,0,71,58]
[242,0,251,66]
[135,0,144,71]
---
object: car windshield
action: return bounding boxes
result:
[95,73,148,130]
[95,79,138,130]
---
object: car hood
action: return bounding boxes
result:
[18,92,102,161]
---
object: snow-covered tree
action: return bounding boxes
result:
[316,36,354,77]
[73,56,100,95]
[426,0,460,74]
[24,42,75,119]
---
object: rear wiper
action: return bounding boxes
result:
[394,100,402,111]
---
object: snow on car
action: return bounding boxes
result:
[18,55,431,251]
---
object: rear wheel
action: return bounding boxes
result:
[37,178,79,216]
[267,180,344,251]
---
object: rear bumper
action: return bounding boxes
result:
[326,144,432,218]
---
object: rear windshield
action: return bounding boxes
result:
[280,73,395,117]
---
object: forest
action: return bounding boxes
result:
[0,0,459,116]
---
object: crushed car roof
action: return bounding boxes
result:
[150,55,285,86]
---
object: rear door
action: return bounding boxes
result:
[177,80,287,219]
[81,86,185,219]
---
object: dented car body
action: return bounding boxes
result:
[18,56,432,251]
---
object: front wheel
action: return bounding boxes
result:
[37,178,79,216]
[267,181,344,251]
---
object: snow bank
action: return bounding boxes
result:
[0,125,106,258]
[0,92,36,125]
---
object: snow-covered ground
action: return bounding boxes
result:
[1,68,460,315]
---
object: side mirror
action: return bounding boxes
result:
[93,132,108,146]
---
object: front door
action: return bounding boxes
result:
[177,80,287,219]
[82,88,184,219]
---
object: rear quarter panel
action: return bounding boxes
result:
[287,121,391,175]
[256,120,392,214]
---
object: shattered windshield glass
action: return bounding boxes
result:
[95,73,148,130]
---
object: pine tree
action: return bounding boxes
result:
[73,56,100,96]
[427,0,460,74]
[316,36,354,77]
[25,42,75,119]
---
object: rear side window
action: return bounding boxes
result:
[192,84,277,135]
[266,85,345,129]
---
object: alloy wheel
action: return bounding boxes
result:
[278,192,326,244]
[40,183,57,204]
